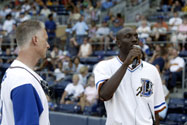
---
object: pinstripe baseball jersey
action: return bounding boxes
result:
[0,60,50,125]
[94,56,166,125]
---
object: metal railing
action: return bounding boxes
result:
[182,57,187,93]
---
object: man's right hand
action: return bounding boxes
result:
[124,46,142,66]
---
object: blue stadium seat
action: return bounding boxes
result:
[79,58,87,64]
[80,57,100,65]
[48,80,54,86]
[47,5,69,15]
[85,57,100,64]
[184,92,187,99]
[105,51,119,56]
[83,103,98,116]
[57,10,69,15]
[168,98,185,114]
[2,63,10,69]
[64,75,72,82]
[58,80,70,89]
[166,113,187,124]
[53,81,69,99]
[179,50,187,57]
[185,99,187,114]
[160,121,177,125]
[93,51,106,57]
[56,104,81,113]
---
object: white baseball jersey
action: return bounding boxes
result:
[0,60,50,125]
[94,57,166,125]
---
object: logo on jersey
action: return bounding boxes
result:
[136,78,153,97]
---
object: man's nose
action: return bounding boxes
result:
[47,42,50,49]
[132,36,138,43]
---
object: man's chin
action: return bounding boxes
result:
[41,54,47,59]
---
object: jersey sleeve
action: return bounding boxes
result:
[11,84,43,125]
[93,61,111,92]
[153,69,166,113]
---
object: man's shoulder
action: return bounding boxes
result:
[3,65,37,87]
[6,67,30,79]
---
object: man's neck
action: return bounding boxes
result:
[17,51,39,70]
[118,52,128,62]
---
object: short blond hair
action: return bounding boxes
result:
[16,20,45,49]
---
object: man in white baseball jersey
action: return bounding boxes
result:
[0,20,50,124]
[94,27,166,125]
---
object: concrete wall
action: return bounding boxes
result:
[49,111,106,125]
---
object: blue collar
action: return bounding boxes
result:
[116,56,142,72]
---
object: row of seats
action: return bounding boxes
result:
[179,50,187,57]
[47,5,69,15]
[79,50,119,66]
[168,98,187,114]
[92,50,119,57]
[49,102,105,117]
[162,97,187,124]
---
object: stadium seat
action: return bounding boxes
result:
[160,121,177,125]
[48,80,54,86]
[166,113,187,124]
[57,10,69,15]
[185,99,187,114]
[168,98,185,114]
[80,57,100,65]
[184,92,187,99]
[1,63,10,69]
[56,104,81,113]
[93,51,106,57]
[105,51,119,56]
[58,80,69,89]
[179,50,187,57]
[52,81,69,99]
[83,103,98,116]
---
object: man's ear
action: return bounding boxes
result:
[32,36,38,46]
